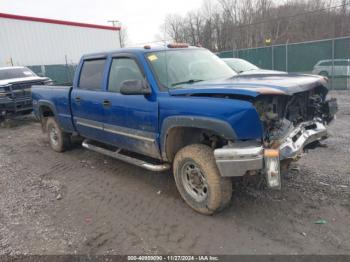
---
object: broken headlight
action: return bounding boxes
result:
[264,149,281,189]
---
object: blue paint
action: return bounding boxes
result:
[34,46,318,161]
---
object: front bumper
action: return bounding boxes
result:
[214,120,328,178]
[0,96,33,115]
[279,121,327,160]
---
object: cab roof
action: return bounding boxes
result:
[82,46,202,60]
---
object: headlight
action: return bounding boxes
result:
[0,85,10,97]
[264,149,281,189]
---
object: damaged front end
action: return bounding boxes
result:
[254,84,337,187]
[254,85,337,156]
[214,83,338,189]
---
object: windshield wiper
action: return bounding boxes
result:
[171,79,204,87]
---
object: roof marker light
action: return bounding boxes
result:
[167,43,189,48]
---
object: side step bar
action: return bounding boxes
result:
[82,140,170,172]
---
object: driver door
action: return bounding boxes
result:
[103,55,160,159]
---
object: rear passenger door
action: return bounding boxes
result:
[71,58,109,142]
[103,55,160,159]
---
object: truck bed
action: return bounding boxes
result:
[32,85,75,132]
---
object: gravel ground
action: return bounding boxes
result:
[0,91,349,255]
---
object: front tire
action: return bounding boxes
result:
[46,117,71,152]
[173,144,232,215]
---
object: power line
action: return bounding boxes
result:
[108,20,123,48]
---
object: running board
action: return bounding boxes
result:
[82,140,170,172]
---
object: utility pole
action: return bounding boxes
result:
[108,20,123,48]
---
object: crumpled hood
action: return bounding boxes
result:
[239,69,287,75]
[169,74,328,97]
[0,76,50,86]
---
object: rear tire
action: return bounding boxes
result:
[46,117,71,152]
[173,144,232,215]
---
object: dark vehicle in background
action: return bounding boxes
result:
[222,58,286,75]
[0,66,52,119]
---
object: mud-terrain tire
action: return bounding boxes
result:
[46,117,71,152]
[173,144,232,215]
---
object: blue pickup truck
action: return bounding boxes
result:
[32,45,337,214]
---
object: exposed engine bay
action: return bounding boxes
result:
[168,74,338,156]
[253,85,338,144]
[213,83,338,185]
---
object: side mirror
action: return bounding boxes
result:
[120,79,151,95]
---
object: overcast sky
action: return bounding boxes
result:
[0,0,204,45]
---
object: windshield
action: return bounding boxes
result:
[146,49,236,89]
[223,59,259,73]
[0,67,36,80]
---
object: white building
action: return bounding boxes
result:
[0,13,121,82]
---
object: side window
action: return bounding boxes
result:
[334,61,348,66]
[108,58,144,93]
[79,59,106,90]
[320,61,332,66]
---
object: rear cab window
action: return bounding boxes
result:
[78,59,106,90]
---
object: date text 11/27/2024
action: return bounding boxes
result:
[127,255,219,261]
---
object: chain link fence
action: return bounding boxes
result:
[217,36,350,90]
[28,64,77,86]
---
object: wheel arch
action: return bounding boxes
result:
[160,116,237,162]
[37,100,58,131]
[38,100,57,118]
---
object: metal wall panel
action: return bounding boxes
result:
[0,17,120,66]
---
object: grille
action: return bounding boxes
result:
[11,81,45,98]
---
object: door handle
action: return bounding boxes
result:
[103,99,111,107]
[75,96,81,103]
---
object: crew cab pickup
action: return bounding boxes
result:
[0,66,52,119]
[32,45,337,214]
